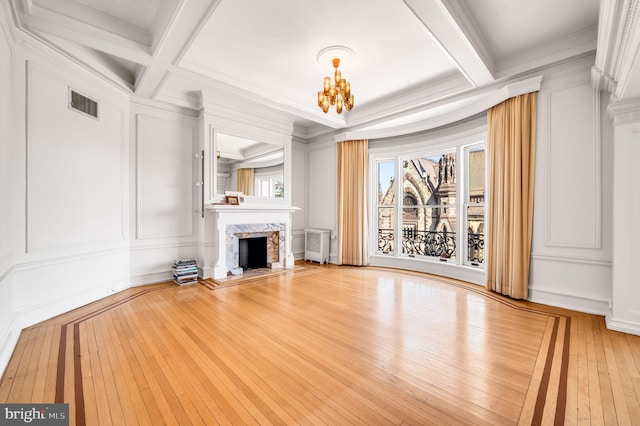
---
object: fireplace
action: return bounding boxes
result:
[204,204,299,280]
[225,223,284,275]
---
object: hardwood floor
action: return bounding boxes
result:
[1,263,638,425]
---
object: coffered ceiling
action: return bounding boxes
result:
[8,0,618,138]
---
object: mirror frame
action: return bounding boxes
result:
[208,125,291,205]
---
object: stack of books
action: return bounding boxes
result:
[173,259,198,285]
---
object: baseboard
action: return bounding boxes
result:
[528,286,610,316]
[15,286,113,331]
[0,315,20,379]
[198,266,212,279]
[128,270,172,287]
[605,315,640,336]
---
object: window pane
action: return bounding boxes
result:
[378,161,395,204]
[377,207,394,253]
[402,154,456,207]
[467,206,484,264]
[402,207,456,259]
[274,179,284,198]
[468,147,485,203]
[260,180,270,197]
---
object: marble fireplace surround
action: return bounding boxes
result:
[226,224,285,273]
[205,205,298,280]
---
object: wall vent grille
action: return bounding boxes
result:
[70,90,98,119]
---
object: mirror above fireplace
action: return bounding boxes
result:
[214,132,285,200]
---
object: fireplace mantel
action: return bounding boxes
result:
[206,204,300,214]
[202,204,300,279]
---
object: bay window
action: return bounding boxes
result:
[372,139,486,271]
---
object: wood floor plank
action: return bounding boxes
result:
[11,327,43,403]
[611,332,640,423]
[593,316,617,426]
[575,314,591,425]
[599,320,633,425]
[108,311,154,426]
[29,324,54,402]
[0,329,33,401]
[2,264,640,425]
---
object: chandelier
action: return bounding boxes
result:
[316,47,355,114]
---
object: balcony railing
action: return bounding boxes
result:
[467,232,485,263]
[402,228,456,259]
[378,229,485,264]
[378,229,394,253]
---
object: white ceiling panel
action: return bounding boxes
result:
[462,0,599,58]
[180,0,460,110]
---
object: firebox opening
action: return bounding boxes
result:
[239,237,268,270]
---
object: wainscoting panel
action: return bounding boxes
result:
[544,84,600,249]
[136,114,194,240]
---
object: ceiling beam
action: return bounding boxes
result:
[134,0,222,99]
[20,7,153,65]
[402,0,495,87]
[30,0,151,44]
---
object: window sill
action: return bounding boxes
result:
[369,254,485,286]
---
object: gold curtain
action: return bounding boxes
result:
[337,139,369,266]
[237,168,254,196]
[486,92,537,299]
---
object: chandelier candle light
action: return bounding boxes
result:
[317,46,355,114]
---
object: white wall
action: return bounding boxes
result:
[608,100,640,334]
[291,139,308,258]
[307,139,337,262]
[0,11,11,268]
[0,4,16,376]
[529,56,613,315]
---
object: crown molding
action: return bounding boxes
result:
[594,0,640,100]
[612,0,640,100]
[607,97,640,125]
[0,1,18,46]
[334,75,542,142]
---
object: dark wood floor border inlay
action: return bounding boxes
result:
[555,317,571,425]
[532,316,559,424]
[54,284,174,426]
